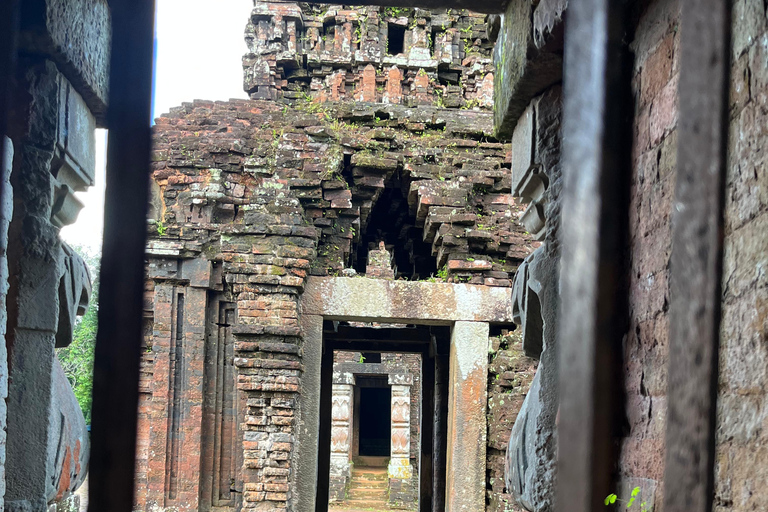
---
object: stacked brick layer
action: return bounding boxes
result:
[486,332,537,512]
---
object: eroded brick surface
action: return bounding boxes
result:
[486,331,537,512]
[621,0,681,504]
[621,1,768,510]
[716,2,768,511]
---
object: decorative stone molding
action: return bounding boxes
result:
[388,381,413,481]
[329,383,354,496]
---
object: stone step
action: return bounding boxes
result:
[343,499,390,509]
[351,479,387,487]
[352,473,388,482]
[349,488,387,500]
[353,466,387,472]
[350,482,387,489]
[350,476,387,485]
[352,468,387,480]
[354,455,389,467]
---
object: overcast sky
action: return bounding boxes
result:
[61,0,253,252]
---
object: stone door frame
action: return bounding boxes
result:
[328,367,414,504]
[298,277,514,512]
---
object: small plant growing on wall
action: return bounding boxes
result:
[605,487,649,512]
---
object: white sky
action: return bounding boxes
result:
[60,0,253,252]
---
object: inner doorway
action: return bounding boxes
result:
[319,322,451,512]
[358,382,391,458]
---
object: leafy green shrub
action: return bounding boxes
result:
[57,246,99,424]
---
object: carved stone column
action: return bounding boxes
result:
[329,375,354,502]
[388,373,413,480]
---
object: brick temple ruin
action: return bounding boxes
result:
[131,1,768,511]
[0,0,766,512]
[134,5,535,510]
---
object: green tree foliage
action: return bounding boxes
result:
[56,245,100,424]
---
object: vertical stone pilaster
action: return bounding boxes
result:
[294,313,323,512]
[6,60,64,511]
[388,374,413,480]
[329,377,354,502]
[388,373,415,507]
[446,321,489,512]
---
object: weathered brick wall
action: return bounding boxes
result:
[244,3,495,109]
[135,97,533,511]
[486,331,537,512]
[620,0,680,504]
[716,1,768,510]
[620,1,768,510]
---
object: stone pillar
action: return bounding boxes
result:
[293,314,322,512]
[388,374,413,480]
[446,321,489,512]
[388,373,414,506]
[329,376,354,502]
[144,259,211,509]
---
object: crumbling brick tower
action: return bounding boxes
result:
[134,3,533,511]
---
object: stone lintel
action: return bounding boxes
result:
[302,0,509,14]
[332,371,355,385]
[302,277,514,325]
[336,362,390,376]
[388,373,413,386]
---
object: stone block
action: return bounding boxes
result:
[55,78,96,190]
[722,211,768,298]
[302,276,515,325]
[493,0,563,138]
[510,105,534,195]
[0,137,11,512]
[639,33,675,108]
[732,0,767,60]
[648,73,678,147]
[20,0,111,121]
[181,257,212,288]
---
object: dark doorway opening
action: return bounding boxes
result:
[387,23,406,55]
[358,386,391,456]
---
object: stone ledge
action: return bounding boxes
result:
[492,0,564,138]
[301,276,514,324]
